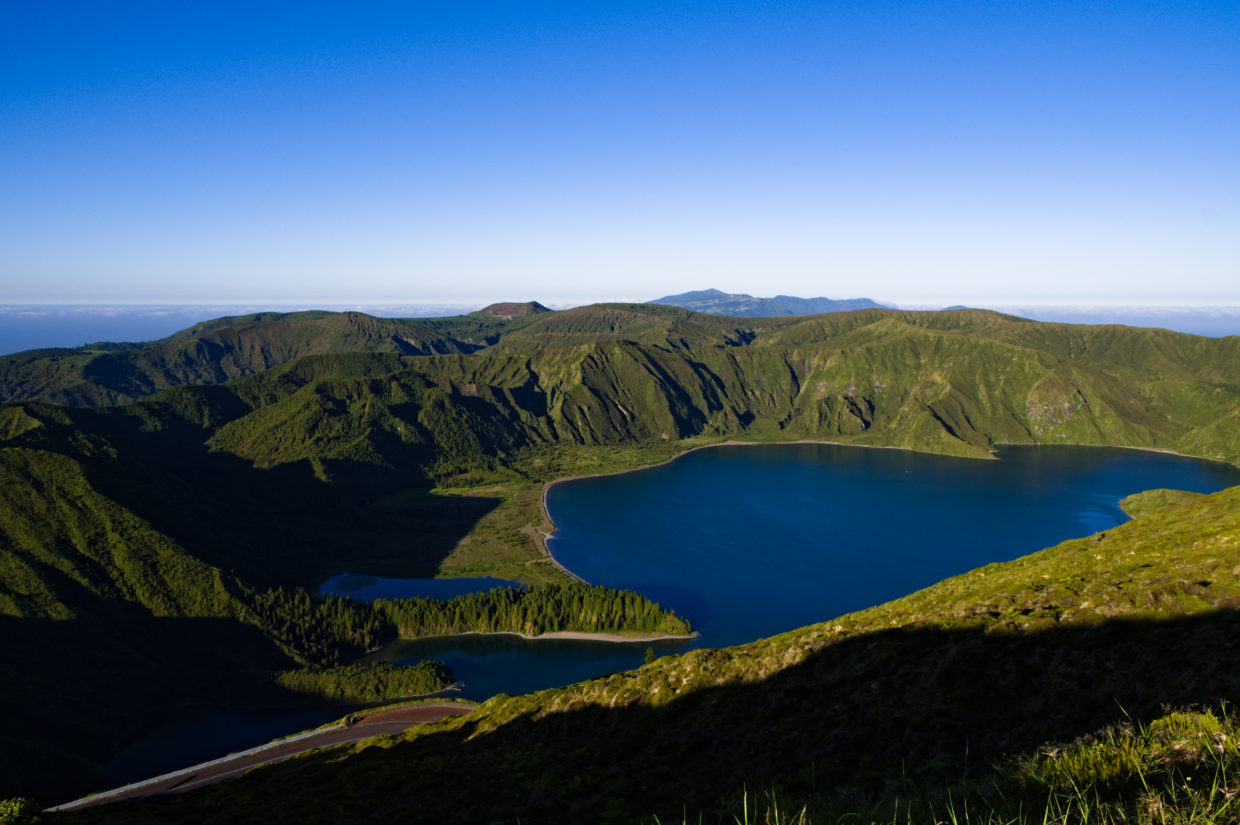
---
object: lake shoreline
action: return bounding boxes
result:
[533,437,1239,581]
[386,629,700,647]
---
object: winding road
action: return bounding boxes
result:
[50,702,474,813]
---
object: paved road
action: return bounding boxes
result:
[52,702,473,812]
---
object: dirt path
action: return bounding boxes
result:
[50,702,473,813]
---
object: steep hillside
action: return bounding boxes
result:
[0,304,780,407]
[3,305,1238,468]
[0,393,684,801]
[0,427,295,798]
[6,305,1239,460]
[0,394,513,800]
[67,484,1240,824]
[0,311,482,407]
[151,308,1240,467]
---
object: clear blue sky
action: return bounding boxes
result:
[2,1,1237,306]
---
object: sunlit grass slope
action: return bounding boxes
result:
[63,484,1240,824]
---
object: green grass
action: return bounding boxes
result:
[650,707,1240,824]
[1120,487,1206,518]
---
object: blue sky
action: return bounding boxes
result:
[1,1,1237,306]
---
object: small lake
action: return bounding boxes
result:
[105,705,345,787]
[376,444,1240,698]
[318,573,517,600]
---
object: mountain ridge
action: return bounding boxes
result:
[651,287,886,316]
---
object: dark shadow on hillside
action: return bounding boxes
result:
[90,609,1240,824]
[0,606,313,804]
[51,408,503,589]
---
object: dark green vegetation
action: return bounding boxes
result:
[275,662,454,703]
[248,583,688,667]
[62,484,1240,824]
[243,588,393,666]
[3,303,1240,810]
[651,287,884,317]
[675,707,1240,824]
[378,583,692,638]
[0,798,39,825]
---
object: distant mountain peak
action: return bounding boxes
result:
[658,288,738,302]
[473,301,552,320]
[651,288,885,318]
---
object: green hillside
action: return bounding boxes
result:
[0,422,684,800]
[0,311,484,407]
[4,305,1240,469]
[7,304,1238,598]
[157,305,1240,464]
[3,304,1240,809]
[61,483,1240,824]
[0,396,671,800]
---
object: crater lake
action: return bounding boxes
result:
[378,443,1240,698]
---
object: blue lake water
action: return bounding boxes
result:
[375,443,1240,699]
[318,572,518,600]
[546,443,1240,645]
[104,443,1240,785]
[374,634,690,701]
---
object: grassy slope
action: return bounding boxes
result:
[67,484,1240,824]
[4,306,1240,806]
[1120,487,1206,518]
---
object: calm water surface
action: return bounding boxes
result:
[547,444,1240,646]
[378,444,1240,698]
[318,573,517,600]
[108,444,1240,783]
